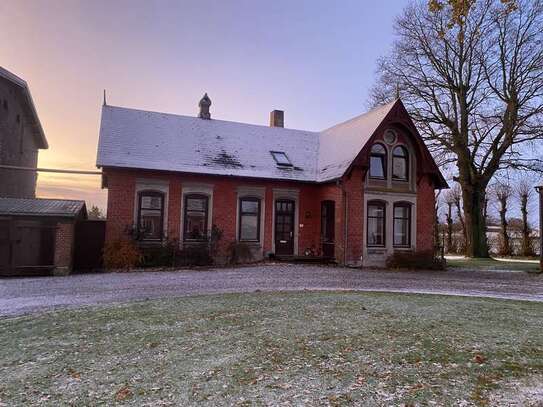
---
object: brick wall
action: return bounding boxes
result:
[342,169,364,266]
[54,221,74,275]
[417,174,436,252]
[104,168,437,265]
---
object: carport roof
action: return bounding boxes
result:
[0,198,87,218]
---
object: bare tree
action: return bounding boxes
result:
[371,0,543,257]
[451,184,467,252]
[445,194,454,253]
[493,182,513,256]
[516,178,535,256]
[88,205,105,220]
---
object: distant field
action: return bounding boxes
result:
[1,292,543,405]
[446,256,541,272]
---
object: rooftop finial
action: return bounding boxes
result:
[198,93,211,119]
[103,89,107,106]
[395,83,401,100]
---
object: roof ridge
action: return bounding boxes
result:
[0,197,85,203]
[103,104,320,135]
[320,99,398,133]
[0,65,27,88]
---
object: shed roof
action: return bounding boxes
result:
[0,198,86,218]
[0,66,48,149]
[97,99,446,187]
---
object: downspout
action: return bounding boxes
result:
[338,179,348,265]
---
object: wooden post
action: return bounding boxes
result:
[536,186,543,273]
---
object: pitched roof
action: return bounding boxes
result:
[317,101,396,181]
[0,66,48,149]
[97,99,446,187]
[0,198,86,218]
[97,105,320,182]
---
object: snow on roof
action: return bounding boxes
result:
[97,105,320,182]
[317,101,396,181]
[96,99,439,184]
[0,198,86,218]
[0,66,48,149]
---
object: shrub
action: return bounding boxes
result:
[103,239,142,271]
[228,242,254,264]
[139,239,179,267]
[386,250,445,270]
[176,245,213,266]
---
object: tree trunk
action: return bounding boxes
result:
[461,186,489,258]
[446,203,453,253]
[498,197,510,256]
[520,196,533,257]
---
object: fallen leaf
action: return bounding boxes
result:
[115,386,133,401]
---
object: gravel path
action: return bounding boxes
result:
[1,264,542,316]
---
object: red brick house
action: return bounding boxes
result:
[97,96,447,266]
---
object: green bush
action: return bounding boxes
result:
[386,250,445,270]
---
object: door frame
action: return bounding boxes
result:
[272,188,299,255]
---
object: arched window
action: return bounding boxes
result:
[137,191,165,241]
[392,145,409,181]
[369,143,387,179]
[367,201,386,247]
[393,202,411,247]
[184,194,209,241]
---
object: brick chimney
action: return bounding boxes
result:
[269,110,284,128]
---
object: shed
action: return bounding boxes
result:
[0,197,87,276]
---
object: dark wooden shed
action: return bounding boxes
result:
[0,197,87,276]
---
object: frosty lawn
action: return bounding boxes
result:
[1,292,543,406]
[446,256,541,272]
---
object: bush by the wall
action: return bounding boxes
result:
[103,239,142,271]
[386,250,445,270]
[228,242,254,264]
[176,245,213,266]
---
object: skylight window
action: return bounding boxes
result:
[270,151,292,166]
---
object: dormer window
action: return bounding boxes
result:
[270,151,292,167]
[369,143,387,179]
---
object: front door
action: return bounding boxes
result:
[321,201,335,258]
[275,200,295,255]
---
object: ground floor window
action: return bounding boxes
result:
[184,194,209,241]
[367,201,385,247]
[239,197,261,241]
[137,191,165,240]
[393,203,411,247]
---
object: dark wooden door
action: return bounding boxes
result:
[275,200,295,255]
[321,201,335,258]
[0,220,11,275]
[73,220,106,272]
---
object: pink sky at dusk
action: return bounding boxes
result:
[1,0,408,212]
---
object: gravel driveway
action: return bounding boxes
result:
[1,264,542,316]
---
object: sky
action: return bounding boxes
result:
[0,0,412,211]
[2,0,539,227]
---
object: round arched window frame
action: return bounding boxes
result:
[392,145,409,181]
[369,143,387,179]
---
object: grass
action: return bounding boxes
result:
[447,256,541,272]
[1,292,543,405]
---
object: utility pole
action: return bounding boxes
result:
[536,186,543,273]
